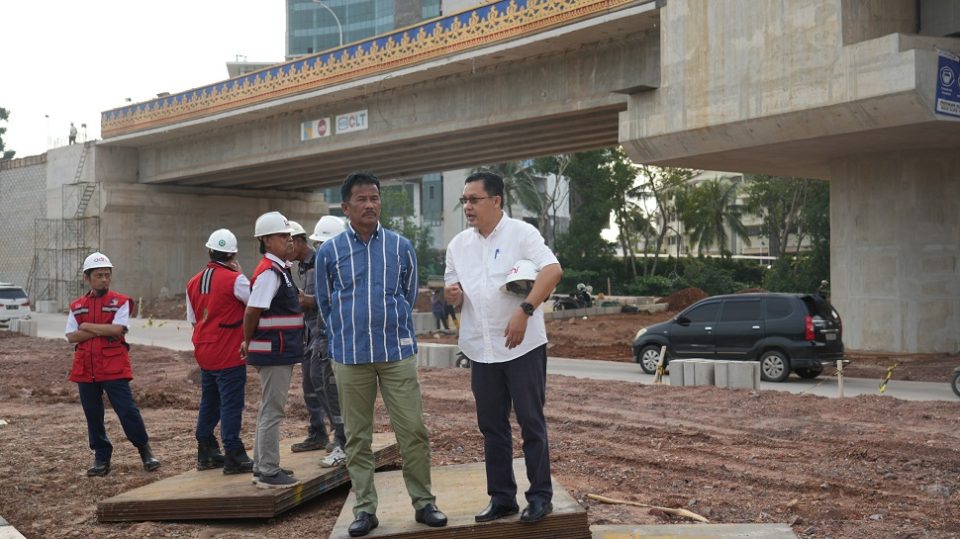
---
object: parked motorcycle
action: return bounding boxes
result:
[552,283,594,311]
[951,367,960,399]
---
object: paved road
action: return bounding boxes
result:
[26,312,958,402]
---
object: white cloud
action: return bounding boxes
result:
[0,0,285,157]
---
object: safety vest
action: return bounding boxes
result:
[68,290,133,383]
[246,257,304,366]
[186,262,246,371]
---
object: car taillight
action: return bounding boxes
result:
[804,315,815,341]
[21,300,30,307]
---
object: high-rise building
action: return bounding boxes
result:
[286,0,442,58]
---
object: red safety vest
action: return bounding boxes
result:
[186,262,246,371]
[68,290,133,383]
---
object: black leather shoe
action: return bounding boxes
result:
[138,444,161,472]
[520,501,553,523]
[475,500,519,522]
[414,503,448,527]
[348,512,379,537]
[86,460,111,477]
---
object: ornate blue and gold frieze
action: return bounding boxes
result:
[101,0,636,137]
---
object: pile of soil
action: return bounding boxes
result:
[0,331,958,538]
[659,287,709,311]
[137,295,187,320]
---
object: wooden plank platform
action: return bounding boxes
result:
[592,524,798,538]
[329,459,589,539]
[97,433,400,522]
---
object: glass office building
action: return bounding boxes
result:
[287,0,442,57]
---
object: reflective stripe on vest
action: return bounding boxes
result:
[257,315,305,330]
[249,340,273,353]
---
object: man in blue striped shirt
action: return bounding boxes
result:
[315,172,446,537]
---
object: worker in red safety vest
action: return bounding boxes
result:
[186,228,255,475]
[242,211,305,489]
[65,252,161,477]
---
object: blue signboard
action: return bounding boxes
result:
[935,49,960,118]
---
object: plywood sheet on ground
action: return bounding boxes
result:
[97,433,400,522]
[591,524,798,538]
[329,459,589,539]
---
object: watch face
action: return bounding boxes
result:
[522,302,534,315]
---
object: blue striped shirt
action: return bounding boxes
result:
[314,222,418,364]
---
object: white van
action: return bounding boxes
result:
[0,283,32,328]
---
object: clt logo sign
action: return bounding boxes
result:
[336,110,368,134]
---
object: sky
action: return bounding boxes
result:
[0,0,286,158]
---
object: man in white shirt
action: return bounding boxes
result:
[444,171,563,524]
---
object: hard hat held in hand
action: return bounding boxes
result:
[310,215,347,242]
[205,228,238,253]
[82,252,113,272]
[288,221,308,237]
[254,211,295,238]
[501,259,539,296]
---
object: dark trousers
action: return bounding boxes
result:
[302,354,331,442]
[77,380,150,462]
[470,344,552,506]
[308,355,345,448]
[195,364,247,451]
[433,311,449,330]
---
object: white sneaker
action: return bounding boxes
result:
[321,446,346,468]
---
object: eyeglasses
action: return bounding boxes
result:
[459,196,495,205]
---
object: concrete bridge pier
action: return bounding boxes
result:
[830,150,960,353]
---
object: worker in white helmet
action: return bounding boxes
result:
[185,229,254,475]
[242,211,304,489]
[289,217,350,470]
[65,252,161,477]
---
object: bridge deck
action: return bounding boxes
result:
[329,459,589,539]
[97,433,399,522]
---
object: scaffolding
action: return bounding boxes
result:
[25,143,100,310]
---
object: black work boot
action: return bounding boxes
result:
[138,444,161,472]
[86,459,111,477]
[197,438,225,471]
[290,432,330,453]
[223,447,254,475]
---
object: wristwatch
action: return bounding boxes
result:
[520,302,535,316]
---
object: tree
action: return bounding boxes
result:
[529,154,572,249]
[635,165,697,276]
[554,150,617,270]
[682,178,750,256]
[379,183,435,284]
[743,175,809,257]
[0,107,15,161]
[473,162,540,218]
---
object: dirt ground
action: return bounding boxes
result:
[1,330,959,539]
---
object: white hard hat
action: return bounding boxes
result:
[82,252,113,272]
[288,221,307,237]
[501,259,539,296]
[310,215,347,242]
[205,228,238,253]
[254,211,295,238]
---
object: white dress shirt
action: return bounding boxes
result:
[445,214,559,364]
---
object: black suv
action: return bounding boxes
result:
[632,293,843,382]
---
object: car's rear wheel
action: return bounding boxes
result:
[951,370,960,399]
[794,365,823,379]
[759,350,791,382]
[638,345,666,375]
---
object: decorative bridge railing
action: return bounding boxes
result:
[100,0,642,138]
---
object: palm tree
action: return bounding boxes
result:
[683,178,751,256]
[473,162,542,218]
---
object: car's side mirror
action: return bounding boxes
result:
[676,316,690,326]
